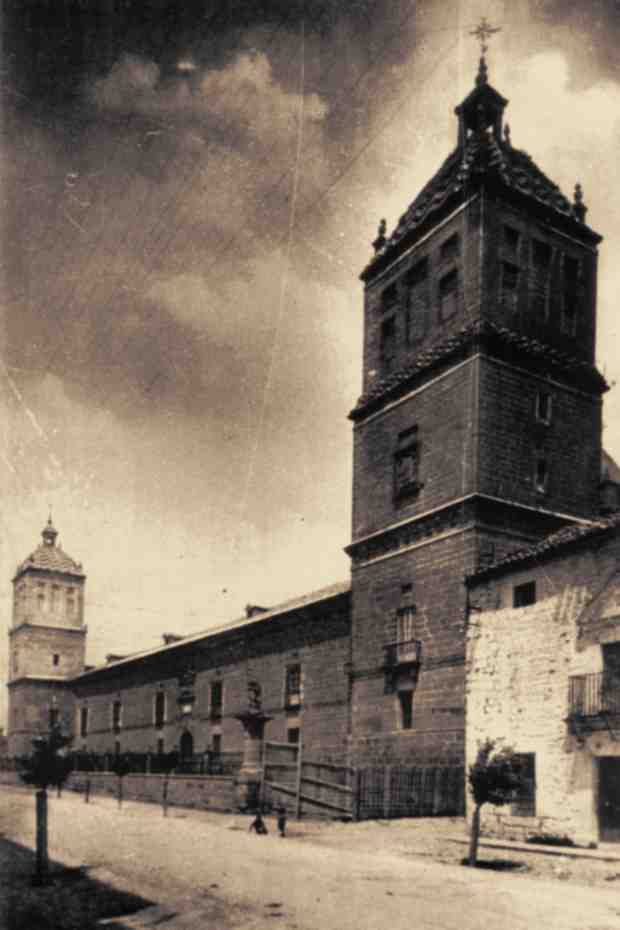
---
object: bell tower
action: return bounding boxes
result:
[347,34,605,768]
[7,518,87,756]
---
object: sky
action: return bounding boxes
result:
[2,0,620,726]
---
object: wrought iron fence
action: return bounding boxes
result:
[569,672,620,716]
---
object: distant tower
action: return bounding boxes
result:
[7,518,86,756]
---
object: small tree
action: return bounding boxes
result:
[18,726,73,884]
[468,739,521,866]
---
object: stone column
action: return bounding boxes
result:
[234,710,272,812]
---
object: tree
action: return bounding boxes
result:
[467,739,521,867]
[110,753,132,808]
[18,725,73,885]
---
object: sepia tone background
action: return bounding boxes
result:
[2,0,620,728]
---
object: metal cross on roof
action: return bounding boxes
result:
[470,16,501,55]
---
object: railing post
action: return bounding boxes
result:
[295,737,303,820]
[383,765,392,819]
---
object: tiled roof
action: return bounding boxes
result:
[468,513,620,585]
[364,108,599,280]
[15,541,84,579]
[72,580,351,681]
[350,320,607,420]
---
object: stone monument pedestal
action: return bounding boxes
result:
[234,710,272,812]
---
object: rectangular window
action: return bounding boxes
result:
[504,225,520,254]
[380,316,396,372]
[157,737,164,755]
[49,707,59,729]
[513,581,536,608]
[210,681,223,719]
[112,700,122,733]
[287,727,300,744]
[439,269,458,320]
[562,255,580,337]
[406,258,429,345]
[154,690,166,728]
[50,585,59,612]
[396,607,418,661]
[511,753,536,816]
[500,261,519,310]
[53,653,60,667]
[381,281,398,311]
[212,733,222,755]
[535,391,552,424]
[80,706,89,738]
[37,583,45,612]
[285,664,303,708]
[440,232,459,263]
[394,427,420,501]
[531,240,552,318]
[535,457,548,493]
[399,691,414,730]
[66,587,76,617]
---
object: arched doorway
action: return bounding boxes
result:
[180,730,194,762]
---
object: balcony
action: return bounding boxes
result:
[284,692,302,710]
[384,638,422,668]
[568,672,620,732]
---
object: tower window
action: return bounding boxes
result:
[381,281,398,311]
[562,255,580,337]
[531,240,552,319]
[380,316,396,372]
[438,270,458,320]
[500,262,519,310]
[535,457,548,494]
[52,654,60,667]
[440,233,460,263]
[399,690,414,729]
[513,581,536,608]
[406,258,429,345]
[503,225,520,254]
[80,706,89,738]
[37,583,45,612]
[394,427,420,501]
[66,587,76,617]
[535,391,552,424]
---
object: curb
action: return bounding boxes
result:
[448,836,620,863]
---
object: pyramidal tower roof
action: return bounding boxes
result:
[14,517,85,581]
[363,41,600,281]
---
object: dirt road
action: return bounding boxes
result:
[2,787,619,930]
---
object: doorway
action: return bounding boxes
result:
[599,757,620,842]
[180,730,194,761]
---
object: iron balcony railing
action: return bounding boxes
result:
[384,638,422,667]
[568,672,620,717]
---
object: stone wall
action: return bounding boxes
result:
[65,770,236,811]
[467,533,620,845]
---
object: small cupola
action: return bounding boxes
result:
[42,516,58,547]
[455,18,507,147]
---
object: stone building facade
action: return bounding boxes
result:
[466,519,620,844]
[5,57,619,819]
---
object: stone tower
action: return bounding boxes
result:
[347,56,605,769]
[7,518,86,756]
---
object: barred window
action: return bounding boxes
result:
[285,664,303,707]
[511,753,536,816]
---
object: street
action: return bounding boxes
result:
[2,787,620,930]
